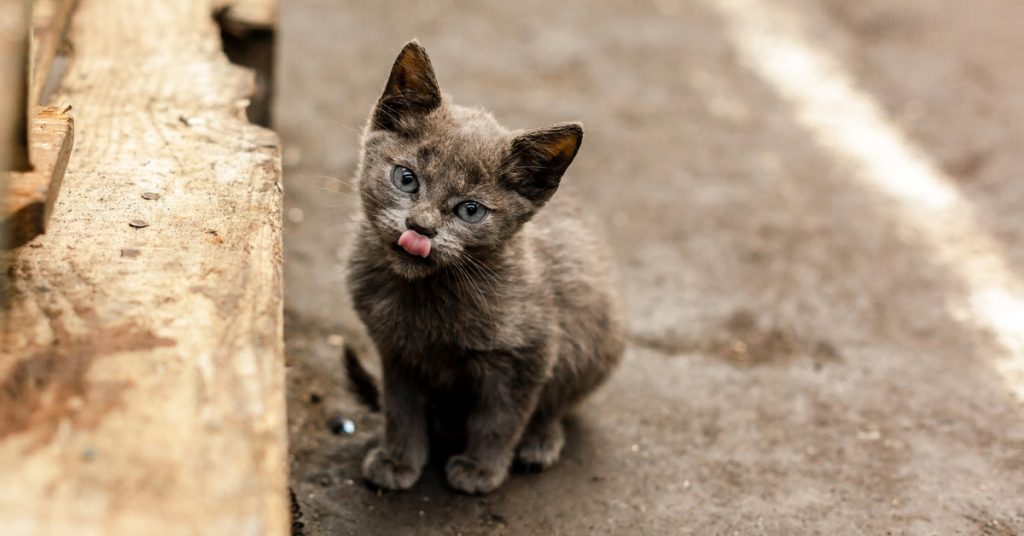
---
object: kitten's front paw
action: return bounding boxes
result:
[362,447,421,491]
[445,455,507,494]
[515,421,565,471]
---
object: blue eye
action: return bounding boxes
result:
[391,165,418,193]
[455,201,488,223]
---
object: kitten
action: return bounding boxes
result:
[345,41,624,494]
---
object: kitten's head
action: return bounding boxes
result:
[355,41,583,279]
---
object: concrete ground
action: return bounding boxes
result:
[278,0,1024,533]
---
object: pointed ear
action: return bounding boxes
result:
[501,123,583,204]
[372,41,442,131]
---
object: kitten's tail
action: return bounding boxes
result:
[343,344,381,412]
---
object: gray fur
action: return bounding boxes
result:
[346,41,624,494]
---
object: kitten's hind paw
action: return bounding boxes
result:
[514,420,565,471]
[445,455,507,494]
[362,447,422,491]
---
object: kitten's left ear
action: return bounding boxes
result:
[501,123,583,204]
[372,41,442,131]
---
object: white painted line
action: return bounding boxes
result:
[707,0,1024,398]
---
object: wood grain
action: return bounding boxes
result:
[0,0,286,534]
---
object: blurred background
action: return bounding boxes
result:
[279,0,1024,533]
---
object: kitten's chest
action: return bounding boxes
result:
[358,276,504,351]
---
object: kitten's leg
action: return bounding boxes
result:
[362,360,428,490]
[514,413,565,471]
[445,363,541,494]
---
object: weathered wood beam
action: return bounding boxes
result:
[0,0,31,173]
[0,0,78,247]
[0,105,73,249]
[0,0,287,533]
[30,0,78,107]
[215,0,277,126]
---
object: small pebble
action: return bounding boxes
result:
[81,447,96,461]
[141,192,161,200]
[326,334,344,347]
[129,219,149,228]
[308,392,322,404]
[121,248,141,258]
[328,415,356,435]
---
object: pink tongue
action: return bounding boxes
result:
[397,230,431,258]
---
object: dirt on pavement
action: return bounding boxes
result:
[277,1,1024,533]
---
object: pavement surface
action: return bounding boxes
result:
[278,0,1024,533]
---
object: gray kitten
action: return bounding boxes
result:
[345,41,624,494]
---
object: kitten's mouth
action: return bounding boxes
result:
[390,243,434,266]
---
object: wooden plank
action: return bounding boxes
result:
[0,105,73,249]
[215,0,276,126]
[0,0,30,172]
[1,0,78,246]
[30,0,78,107]
[0,0,286,534]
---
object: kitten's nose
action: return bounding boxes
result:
[406,205,440,238]
[405,217,437,238]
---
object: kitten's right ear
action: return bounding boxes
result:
[372,41,442,132]
[501,123,584,205]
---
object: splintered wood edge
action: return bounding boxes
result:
[1,0,78,246]
[1,105,73,248]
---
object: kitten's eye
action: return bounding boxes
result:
[454,201,488,223]
[391,165,419,193]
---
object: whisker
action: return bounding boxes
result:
[454,253,504,350]
[331,119,364,135]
